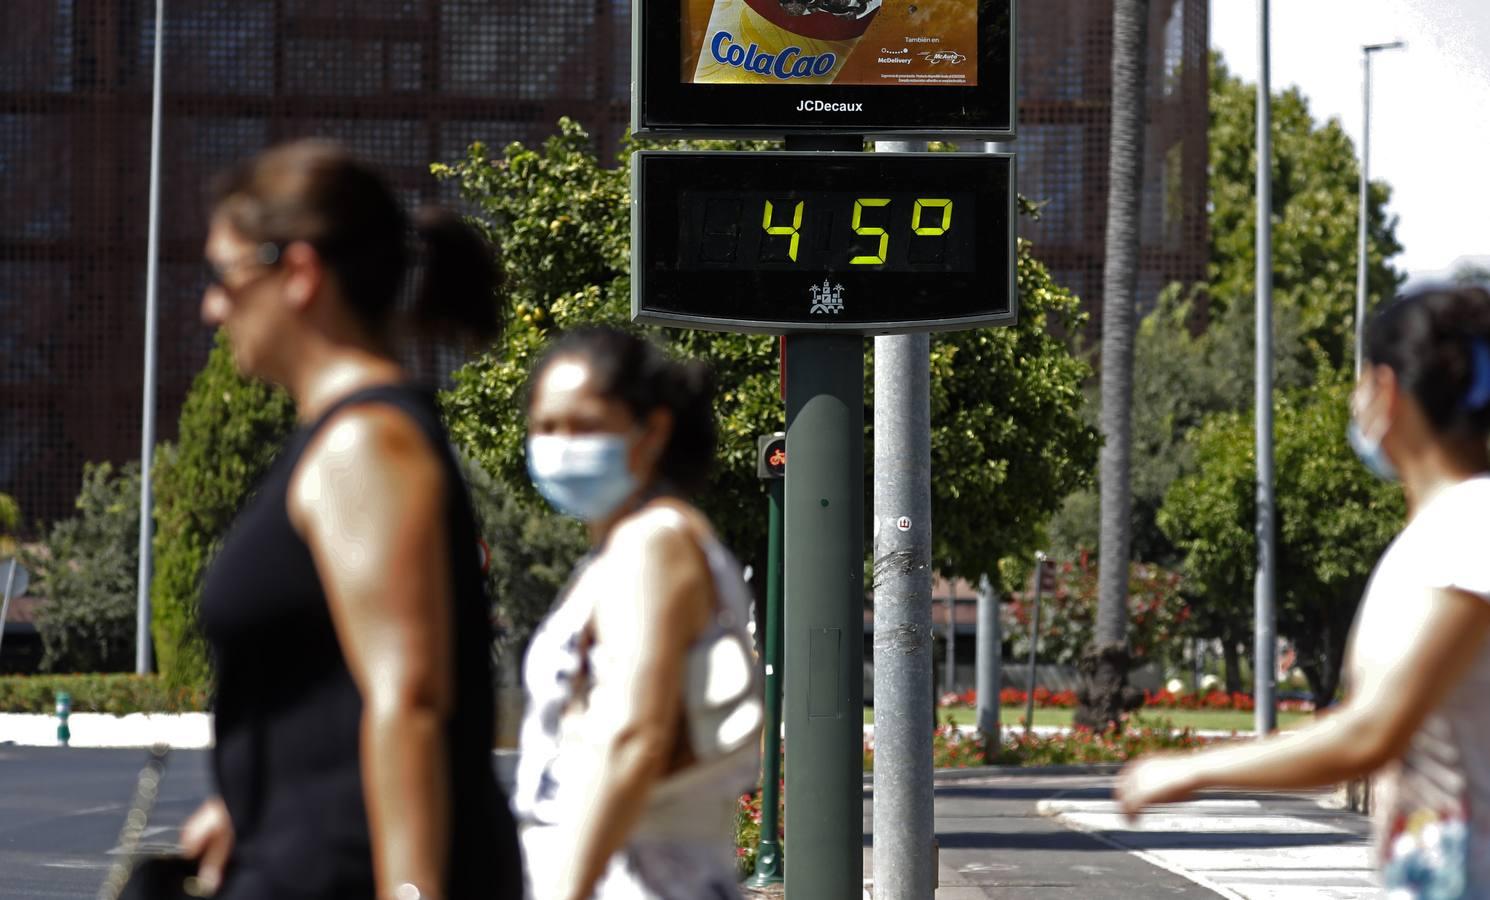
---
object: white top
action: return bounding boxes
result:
[1345,476,1490,896]
[513,514,758,899]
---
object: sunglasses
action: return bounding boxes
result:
[203,242,283,288]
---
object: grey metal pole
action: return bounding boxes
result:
[0,559,17,664]
[1354,41,1405,379]
[1023,554,1046,736]
[869,135,934,900]
[784,332,865,900]
[945,596,957,695]
[135,0,165,675]
[1254,0,1278,736]
[871,326,934,900]
[974,574,1001,747]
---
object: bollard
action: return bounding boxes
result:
[56,691,71,747]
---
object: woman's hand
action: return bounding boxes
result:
[1114,754,1204,821]
[180,796,234,895]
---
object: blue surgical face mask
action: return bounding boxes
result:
[526,433,638,522]
[1347,420,1398,482]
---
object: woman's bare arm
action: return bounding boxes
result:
[1117,586,1490,815]
[292,409,455,899]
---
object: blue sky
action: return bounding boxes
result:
[1209,0,1490,286]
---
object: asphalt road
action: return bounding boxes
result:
[0,747,1212,899]
[0,745,212,900]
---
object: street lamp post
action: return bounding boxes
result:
[1355,40,1406,379]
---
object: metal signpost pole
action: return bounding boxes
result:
[1354,40,1405,379]
[1024,554,1047,736]
[945,597,957,696]
[136,0,166,675]
[784,330,865,900]
[0,559,19,664]
[1254,0,1278,736]
[871,208,934,897]
[749,434,786,886]
[975,574,1001,753]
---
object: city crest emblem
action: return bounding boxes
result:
[809,280,845,315]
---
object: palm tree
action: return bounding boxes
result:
[1077,0,1150,731]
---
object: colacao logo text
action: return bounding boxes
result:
[711,31,836,79]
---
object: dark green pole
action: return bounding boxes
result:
[748,470,785,885]
[783,333,865,900]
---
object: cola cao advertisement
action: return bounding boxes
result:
[680,0,978,88]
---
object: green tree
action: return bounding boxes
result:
[1207,55,1403,369]
[459,455,587,661]
[151,331,296,687]
[0,493,18,536]
[1005,552,1188,673]
[0,493,18,560]
[1158,377,1403,706]
[28,463,140,672]
[1052,53,1405,689]
[435,121,1098,632]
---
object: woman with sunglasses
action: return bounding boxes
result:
[178,140,522,900]
[1118,286,1490,897]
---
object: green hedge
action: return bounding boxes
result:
[0,674,208,714]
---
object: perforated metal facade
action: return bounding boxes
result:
[1017,0,1209,330]
[1,0,631,526]
[1,0,1205,528]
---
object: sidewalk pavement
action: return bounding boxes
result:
[858,770,1376,899]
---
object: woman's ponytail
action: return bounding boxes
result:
[412,206,505,342]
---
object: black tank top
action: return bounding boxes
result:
[199,383,521,899]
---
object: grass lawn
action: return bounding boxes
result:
[863,705,1313,732]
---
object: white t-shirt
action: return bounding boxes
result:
[1345,476,1490,897]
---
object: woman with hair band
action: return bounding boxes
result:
[512,327,762,900]
[1118,286,1490,897]
[178,140,522,899]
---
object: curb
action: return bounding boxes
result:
[862,763,1125,786]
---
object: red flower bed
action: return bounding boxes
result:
[937,687,1313,713]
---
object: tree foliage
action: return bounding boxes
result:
[1158,377,1404,704]
[1005,552,1188,671]
[1207,55,1402,369]
[459,455,587,661]
[434,119,1098,628]
[151,331,296,687]
[1054,54,1404,564]
[0,493,18,537]
[28,463,140,672]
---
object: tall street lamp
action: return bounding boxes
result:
[1355,40,1406,380]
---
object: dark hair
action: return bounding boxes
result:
[210,139,502,341]
[1364,285,1490,437]
[527,327,717,491]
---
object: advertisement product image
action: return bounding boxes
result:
[683,0,977,87]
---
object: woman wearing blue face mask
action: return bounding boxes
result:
[1118,286,1490,897]
[512,327,763,900]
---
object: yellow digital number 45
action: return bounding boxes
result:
[762,200,804,261]
[851,198,891,265]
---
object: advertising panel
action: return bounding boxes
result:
[682,0,978,88]
[634,0,1013,137]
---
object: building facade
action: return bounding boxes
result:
[1,0,1205,527]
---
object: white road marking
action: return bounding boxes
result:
[1039,795,1378,899]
